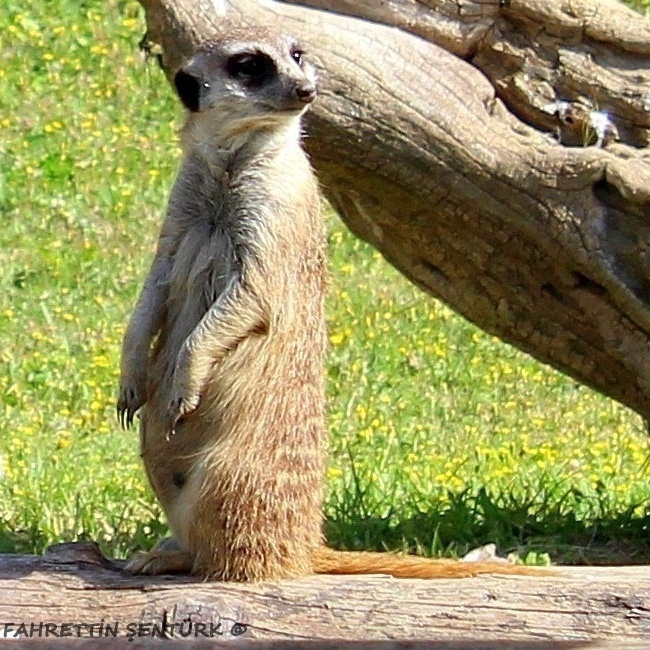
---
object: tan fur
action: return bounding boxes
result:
[312,548,548,579]
[118,25,550,582]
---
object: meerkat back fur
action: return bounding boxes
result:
[118,25,549,582]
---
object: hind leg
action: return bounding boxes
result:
[124,537,194,576]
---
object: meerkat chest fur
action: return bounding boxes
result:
[167,120,322,340]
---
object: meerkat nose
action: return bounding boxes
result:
[295,83,316,104]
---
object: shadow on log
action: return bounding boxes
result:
[0,543,649,646]
[137,0,650,418]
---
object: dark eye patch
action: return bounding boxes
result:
[226,52,276,86]
[174,69,203,112]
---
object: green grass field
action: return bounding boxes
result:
[1,0,649,565]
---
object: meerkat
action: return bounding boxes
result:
[117,24,548,581]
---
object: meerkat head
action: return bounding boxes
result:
[173,26,317,143]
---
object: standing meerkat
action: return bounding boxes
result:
[117,24,546,581]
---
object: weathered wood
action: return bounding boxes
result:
[137,0,650,419]
[0,543,649,645]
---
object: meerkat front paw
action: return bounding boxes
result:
[117,371,147,429]
[167,389,200,435]
[166,348,203,434]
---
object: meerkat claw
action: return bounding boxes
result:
[116,401,130,430]
[116,401,127,430]
[117,384,145,430]
[167,394,199,433]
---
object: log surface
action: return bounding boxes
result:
[137,0,650,419]
[0,543,649,645]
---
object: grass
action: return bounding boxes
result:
[1,0,649,565]
[627,0,650,11]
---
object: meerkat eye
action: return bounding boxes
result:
[226,52,275,86]
[291,48,304,67]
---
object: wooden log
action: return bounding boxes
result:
[0,543,649,646]
[137,0,650,419]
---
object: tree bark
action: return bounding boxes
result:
[136,0,650,419]
[1,543,650,645]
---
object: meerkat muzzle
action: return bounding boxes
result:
[295,82,316,104]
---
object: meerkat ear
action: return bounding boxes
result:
[174,67,206,113]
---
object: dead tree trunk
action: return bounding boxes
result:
[137,0,650,419]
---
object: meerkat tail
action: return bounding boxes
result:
[311,547,553,579]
